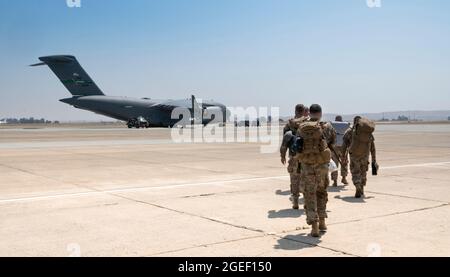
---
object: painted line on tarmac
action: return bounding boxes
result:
[381,161,450,169]
[0,175,288,204]
[1,161,449,204]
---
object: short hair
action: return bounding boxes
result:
[335,115,343,122]
[309,104,322,114]
[354,116,362,125]
[295,104,306,114]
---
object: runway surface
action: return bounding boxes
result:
[0,124,449,256]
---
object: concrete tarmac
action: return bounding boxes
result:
[0,124,449,257]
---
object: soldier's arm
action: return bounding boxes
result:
[370,135,377,162]
[283,122,290,135]
[341,130,351,154]
[321,123,336,148]
[328,124,337,148]
[280,145,288,164]
[280,130,295,164]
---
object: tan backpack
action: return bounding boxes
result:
[288,116,308,133]
[349,118,375,157]
[295,121,331,164]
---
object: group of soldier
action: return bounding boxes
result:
[280,104,378,237]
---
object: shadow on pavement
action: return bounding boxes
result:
[328,185,349,193]
[275,189,291,196]
[268,209,304,218]
[274,233,321,251]
[334,195,374,203]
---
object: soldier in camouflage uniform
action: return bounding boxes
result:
[296,104,336,237]
[280,104,309,209]
[341,116,377,198]
[330,115,350,186]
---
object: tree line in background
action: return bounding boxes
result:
[0,118,60,124]
[379,115,415,122]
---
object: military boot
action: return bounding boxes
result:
[361,186,365,196]
[319,218,327,232]
[332,180,338,187]
[355,186,362,198]
[292,196,299,210]
[341,176,348,185]
[311,222,320,237]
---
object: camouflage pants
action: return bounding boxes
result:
[331,146,348,181]
[287,157,304,197]
[350,155,370,189]
[301,163,329,225]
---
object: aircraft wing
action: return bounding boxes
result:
[150,95,200,111]
[150,101,188,111]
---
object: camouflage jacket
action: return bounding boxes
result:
[280,116,309,158]
[318,120,337,149]
[342,128,376,161]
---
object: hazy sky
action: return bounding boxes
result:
[0,0,449,121]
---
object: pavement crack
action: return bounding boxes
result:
[365,190,449,204]
[146,234,265,257]
[330,203,449,226]
[173,164,231,174]
[107,193,266,234]
[0,162,99,193]
[180,189,260,199]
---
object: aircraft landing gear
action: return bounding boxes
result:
[127,117,150,129]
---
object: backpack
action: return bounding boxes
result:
[349,118,375,157]
[331,121,351,147]
[287,116,308,134]
[295,121,331,164]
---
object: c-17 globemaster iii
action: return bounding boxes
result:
[32,55,228,128]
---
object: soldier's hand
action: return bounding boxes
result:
[281,156,286,165]
[372,160,379,176]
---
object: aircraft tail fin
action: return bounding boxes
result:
[33,55,104,96]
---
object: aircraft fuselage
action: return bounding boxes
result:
[59,96,226,127]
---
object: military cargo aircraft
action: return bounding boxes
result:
[32,55,227,128]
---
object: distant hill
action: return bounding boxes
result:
[279,110,450,122]
[323,110,450,122]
